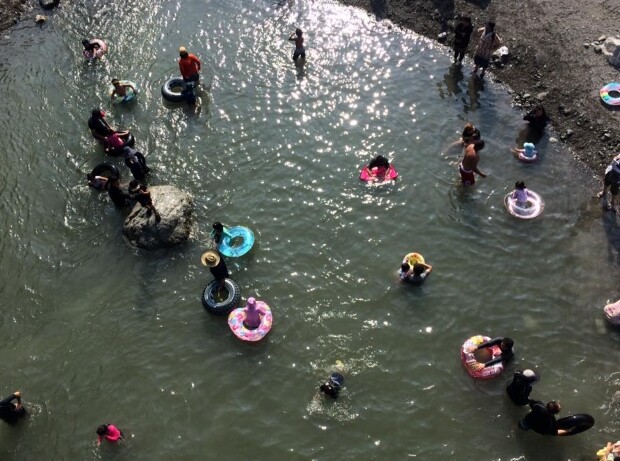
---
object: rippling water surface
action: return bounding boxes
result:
[0,0,619,459]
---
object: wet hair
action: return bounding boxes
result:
[368,155,390,169]
[129,180,139,191]
[472,140,485,151]
[401,262,410,272]
[462,123,475,137]
[296,28,303,36]
[515,181,526,190]
[179,50,188,58]
[96,424,108,435]
[546,401,561,414]
[86,173,94,180]
[111,78,120,85]
[213,222,224,232]
[500,338,514,351]
[413,263,426,276]
[82,39,91,49]
[91,108,104,118]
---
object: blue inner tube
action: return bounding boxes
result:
[219,226,254,258]
[556,414,594,436]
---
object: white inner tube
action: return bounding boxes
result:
[504,190,544,219]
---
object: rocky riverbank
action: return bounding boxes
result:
[338,0,620,178]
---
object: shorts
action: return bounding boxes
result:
[183,73,199,83]
[604,169,620,195]
[474,54,490,69]
[459,163,475,185]
[293,47,306,61]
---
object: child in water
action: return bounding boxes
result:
[243,297,267,330]
[320,373,344,399]
[512,181,529,207]
[399,261,433,284]
[512,143,537,161]
[110,79,136,102]
[288,28,305,61]
[96,423,123,446]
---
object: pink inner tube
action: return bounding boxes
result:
[518,151,538,163]
[359,164,398,183]
[228,302,273,342]
[83,39,107,60]
[461,335,504,379]
[604,299,620,325]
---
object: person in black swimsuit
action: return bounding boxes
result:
[0,391,26,424]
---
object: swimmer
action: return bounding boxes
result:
[88,108,115,141]
[288,28,306,61]
[110,79,136,102]
[459,139,487,185]
[399,261,433,284]
[511,142,537,161]
[123,146,150,181]
[82,39,102,53]
[0,391,26,424]
[523,105,549,131]
[361,155,392,181]
[87,172,109,191]
[597,440,620,461]
[461,123,481,145]
[243,297,267,330]
[506,369,539,406]
[104,131,130,153]
[96,423,123,446]
[320,372,344,399]
[511,181,529,207]
[468,337,514,368]
[519,400,567,436]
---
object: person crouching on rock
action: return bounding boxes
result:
[128,181,161,223]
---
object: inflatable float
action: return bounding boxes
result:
[218,226,254,258]
[83,39,107,60]
[604,299,620,325]
[504,190,544,219]
[228,299,273,342]
[100,132,135,157]
[402,252,425,267]
[461,335,504,379]
[556,414,594,436]
[600,82,620,107]
[359,164,398,183]
[109,80,138,105]
[517,143,538,163]
[201,278,241,316]
[161,77,196,103]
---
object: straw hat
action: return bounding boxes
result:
[201,250,220,267]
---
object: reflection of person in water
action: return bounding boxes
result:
[438,63,465,99]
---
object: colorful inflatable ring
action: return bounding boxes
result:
[556,414,594,436]
[228,301,273,342]
[83,39,107,60]
[461,335,504,379]
[600,82,620,106]
[219,226,254,258]
[108,80,138,105]
[604,299,620,326]
[518,151,538,163]
[403,252,425,267]
[504,190,544,220]
[359,164,398,183]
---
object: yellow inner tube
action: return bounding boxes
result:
[404,252,425,266]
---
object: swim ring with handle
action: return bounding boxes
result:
[228,300,273,342]
[218,226,254,258]
[461,335,504,379]
[504,190,544,219]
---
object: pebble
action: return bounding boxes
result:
[35,15,46,24]
[594,45,603,54]
[522,93,530,99]
[598,35,607,42]
[583,43,590,49]
[549,137,558,143]
[536,92,548,100]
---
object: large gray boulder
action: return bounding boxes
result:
[122,185,193,250]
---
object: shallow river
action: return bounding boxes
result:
[0,0,619,460]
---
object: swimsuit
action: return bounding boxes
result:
[459,162,475,185]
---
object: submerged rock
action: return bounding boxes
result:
[122,185,193,250]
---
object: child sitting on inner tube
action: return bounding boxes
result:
[399,262,433,284]
[470,337,514,368]
[511,181,529,207]
[363,155,391,179]
[110,79,136,102]
[320,373,344,399]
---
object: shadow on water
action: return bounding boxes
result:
[515,124,546,146]
[602,210,620,267]
[462,74,484,113]
[436,63,465,99]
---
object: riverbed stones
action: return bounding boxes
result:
[122,185,193,250]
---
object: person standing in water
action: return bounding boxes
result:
[289,28,306,61]
[96,423,123,446]
[178,46,201,84]
[459,139,487,185]
[506,369,539,406]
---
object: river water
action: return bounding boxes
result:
[0,0,619,459]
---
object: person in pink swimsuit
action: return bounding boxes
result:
[243,297,267,330]
[96,424,123,446]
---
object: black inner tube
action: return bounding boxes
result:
[556,414,594,436]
